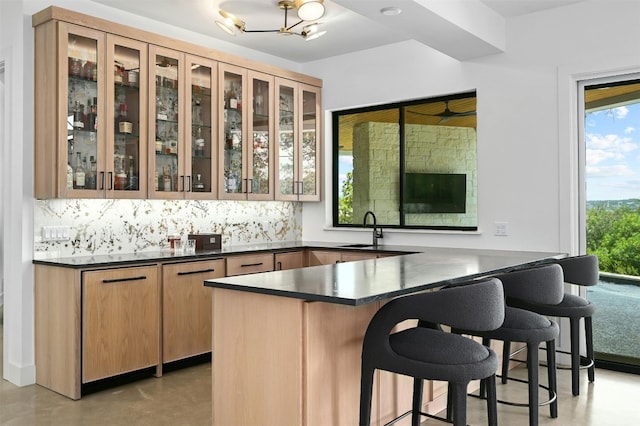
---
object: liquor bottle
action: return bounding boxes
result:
[193,173,205,192]
[228,85,238,109]
[194,127,205,156]
[67,163,73,190]
[73,101,84,129]
[73,152,85,189]
[162,165,172,191]
[116,103,133,134]
[114,155,127,190]
[85,155,97,189]
[88,97,98,131]
[127,155,138,190]
[192,97,202,125]
[254,84,264,116]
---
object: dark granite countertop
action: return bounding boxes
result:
[33,242,563,306]
[31,241,414,268]
[203,246,565,306]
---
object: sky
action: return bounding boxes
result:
[585,102,640,201]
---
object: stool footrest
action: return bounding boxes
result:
[469,375,557,408]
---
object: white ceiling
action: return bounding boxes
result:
[88,0,584,63]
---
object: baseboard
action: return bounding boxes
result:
[3,360,36,387]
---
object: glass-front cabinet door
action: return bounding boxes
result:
[149,46,185,199]
[275,79,321,201]
[106,35,147,198]
[275,79,298,201]
[59,23,105,198]
[186,55,217,199]
[219,64,247,200]
[299,84,321,201]
[247,71,274,200]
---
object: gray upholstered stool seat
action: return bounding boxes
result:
[506,255,598,396]
[359,278,505,426]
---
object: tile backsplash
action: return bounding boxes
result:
[34,199,302,258]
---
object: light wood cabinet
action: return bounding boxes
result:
[275,250,306,270]
[33,6,322,201]
[275,79,322,201]
[34,22,149,199]
[218,65,276,200]
[162,259,225,363]
[148,47,220,199]
[226,252,274,276]
[82,265,160,383]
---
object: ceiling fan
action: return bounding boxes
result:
[407,100,476,123]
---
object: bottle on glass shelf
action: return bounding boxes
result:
[127,156,138,190]
[67,163,74,190]
[228,86,238,109]
[194,127,205,156]
[116,104,133,134]
[114,155,127,190]
[162,166,172,191]
[85,155,97,189]
[193,173,205,192]
[88,97,98,131]
[73,152,85,189]
[72,101,84,129]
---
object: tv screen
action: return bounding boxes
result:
[404,173,466,213]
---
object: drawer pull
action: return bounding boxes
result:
[102,275,147,284]
[240,262,263,268]
[276,261,282,270]
[177,268,217,276]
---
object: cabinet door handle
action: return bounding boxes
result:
[102,275,147,284]
[186,175,192,192]
[180,175,185,192]
[108,172,114,190]
[276,261,282,270]
[99,172,105,190]
[177,268,216,276]
[240,262,263,268]
[247,178,253,194]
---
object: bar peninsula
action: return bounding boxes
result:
[204,246,564,426]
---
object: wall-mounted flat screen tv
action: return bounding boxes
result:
[404,173,466,213]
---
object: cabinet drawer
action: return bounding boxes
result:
[226,253,274,276]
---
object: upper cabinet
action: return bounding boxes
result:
[275,79,322,201]
[219,65,275,200]
[33,6,321,201]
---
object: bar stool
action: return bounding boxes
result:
[454,264,564,426]
[359,278,505,426]
[506,255,598,396]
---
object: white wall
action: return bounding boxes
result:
[300,1,640,252]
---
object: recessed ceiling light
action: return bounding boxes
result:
[380,7,402,16]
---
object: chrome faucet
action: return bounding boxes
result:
[363,211,383,247]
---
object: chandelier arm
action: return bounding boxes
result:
[286,20,305,31]
[242,29,282,33]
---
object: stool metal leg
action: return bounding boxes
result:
[546,339,558,418]
[501,341,511,384]
[585,316,595,383]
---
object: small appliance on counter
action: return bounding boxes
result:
[188,233,222,250]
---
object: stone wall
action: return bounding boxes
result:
[352,122,477,227]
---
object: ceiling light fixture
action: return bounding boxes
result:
[216,0,327,40]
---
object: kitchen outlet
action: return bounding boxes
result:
[494,221,508,236]
[42,226,71,241]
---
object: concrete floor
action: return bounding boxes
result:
[1,311,638,425]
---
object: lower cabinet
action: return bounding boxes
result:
[226,252,274,276]
[82,265,161,383]
[275,250,306,270]
[162,259,225,363]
